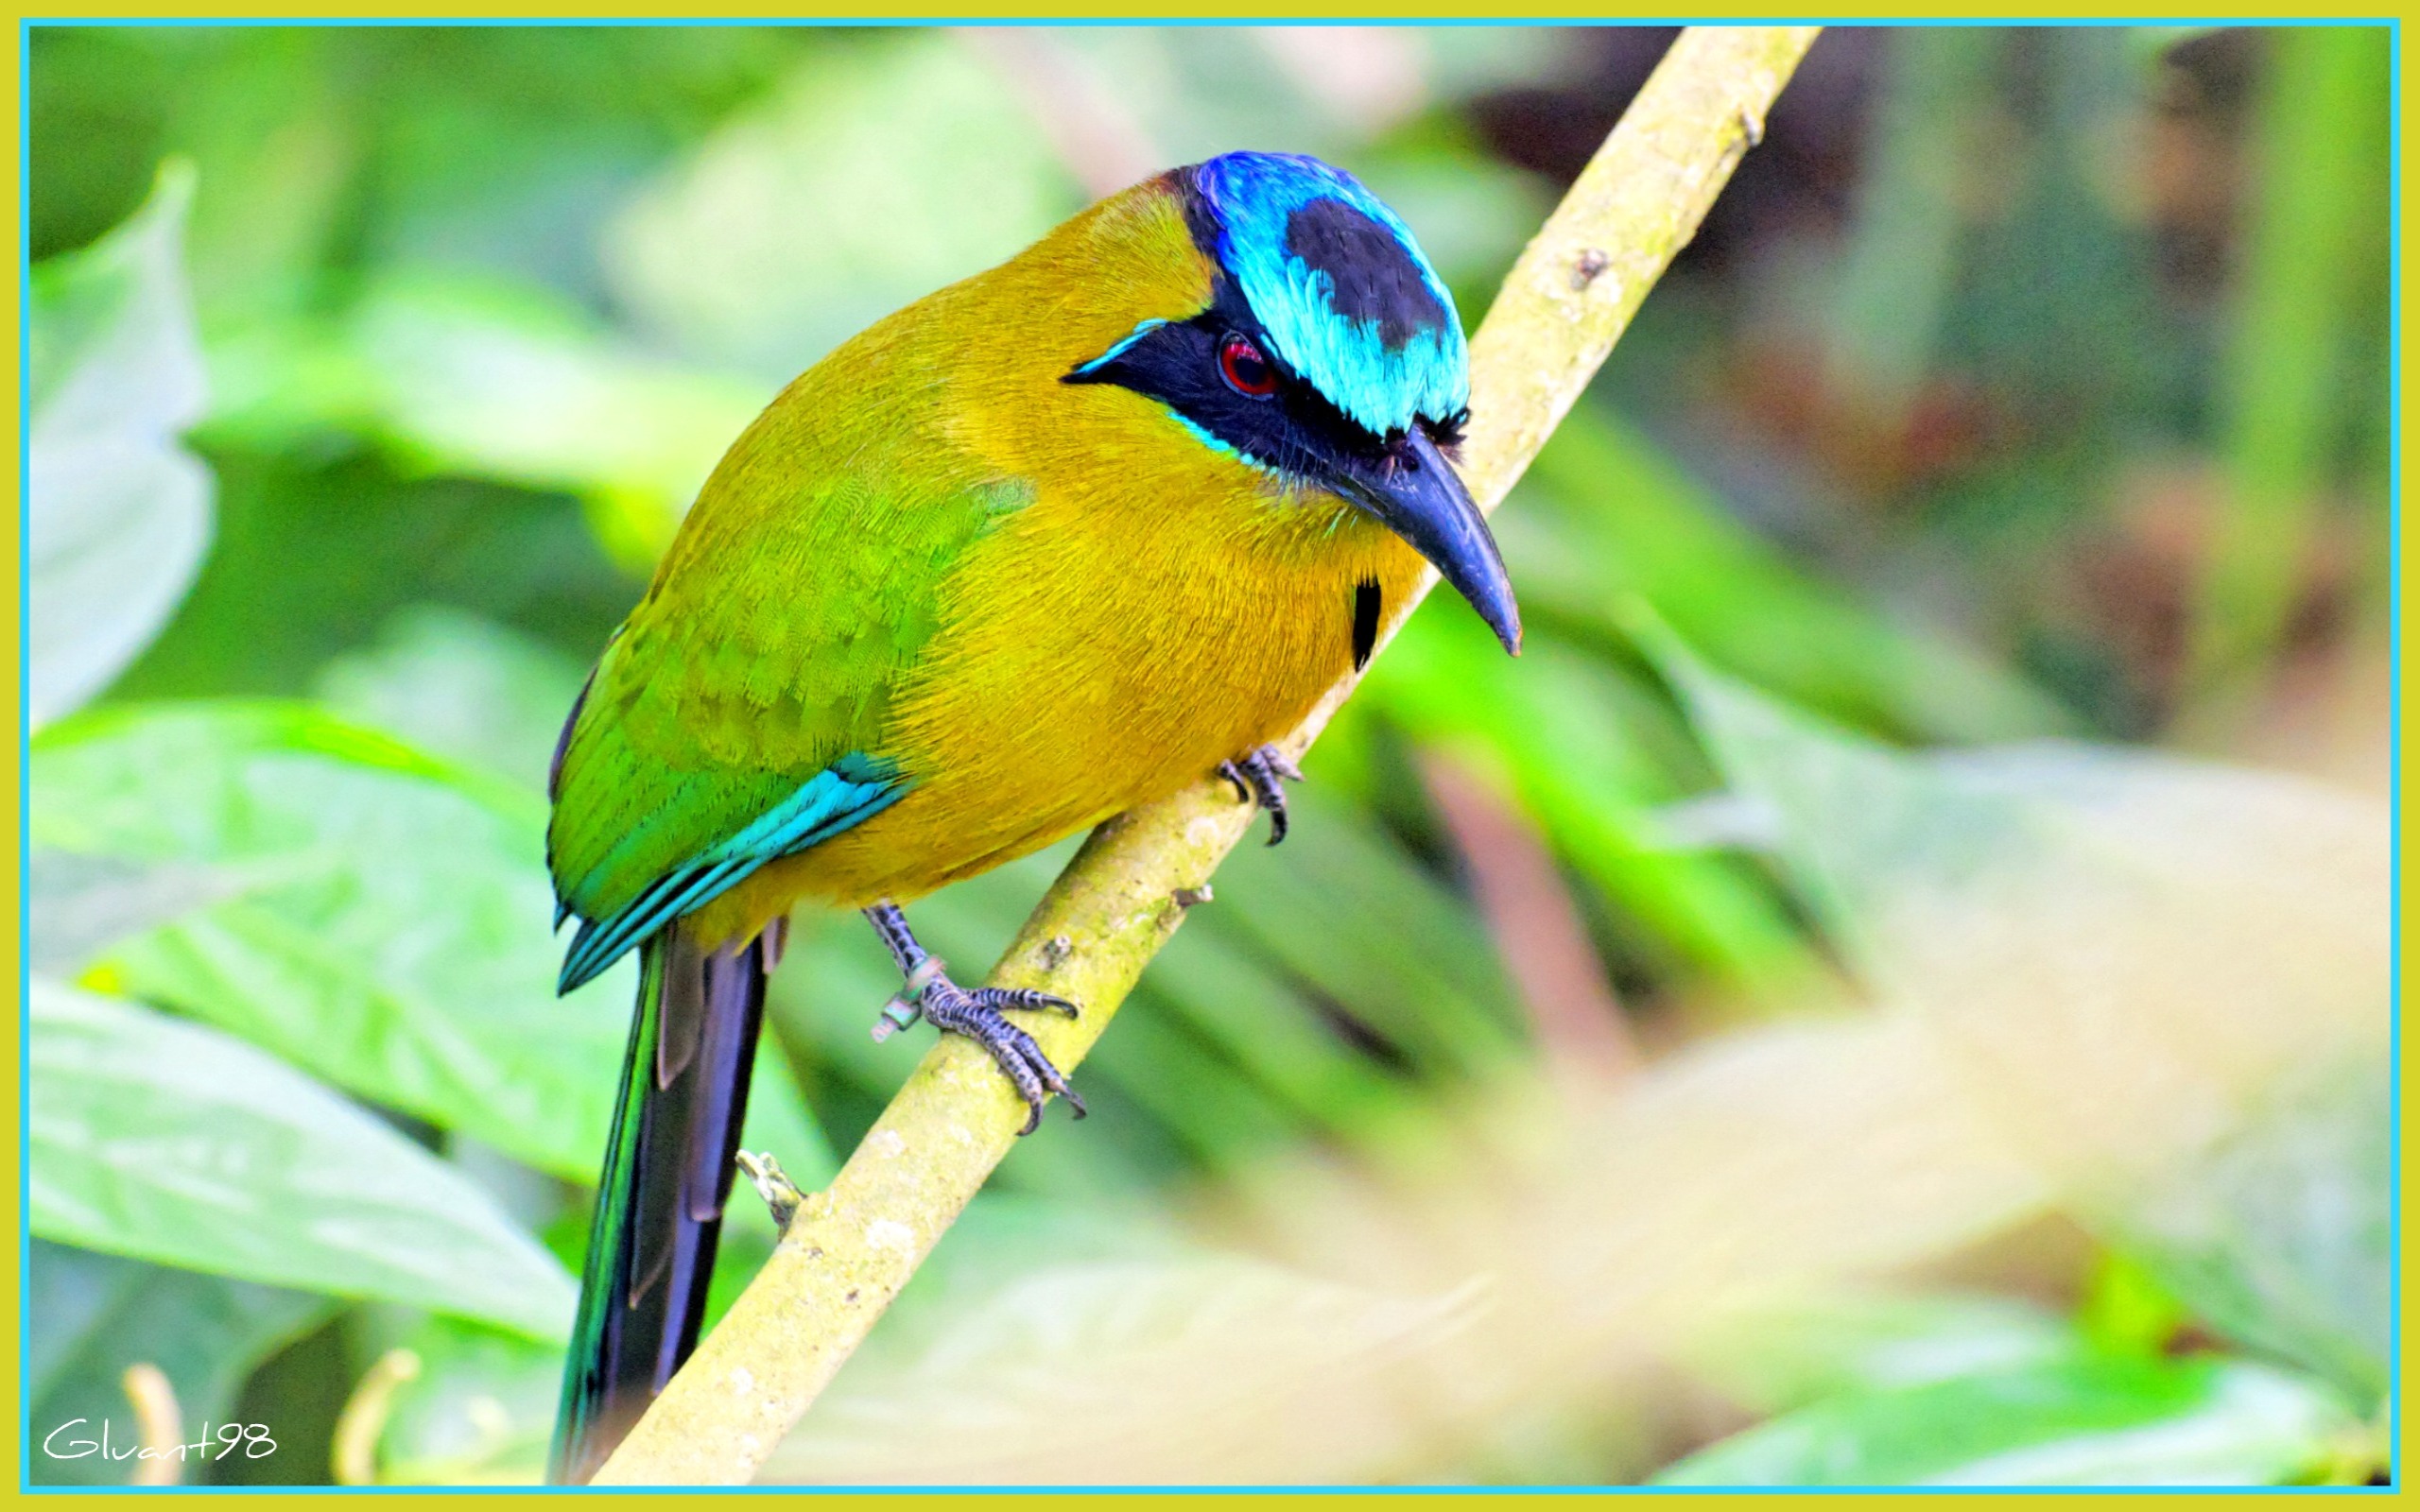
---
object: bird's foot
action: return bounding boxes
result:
[898,966,1085,1136]
[1219,744,1305,846]
[864,904,1083,1136]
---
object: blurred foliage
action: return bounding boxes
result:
[26,24,2389,1487]
[29,162,213,728]
[749,646,2383,1485]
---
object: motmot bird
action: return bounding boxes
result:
[544,151,1521,1482]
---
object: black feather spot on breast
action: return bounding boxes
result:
[1352,578,1382,672]
[1284,197,1447,351]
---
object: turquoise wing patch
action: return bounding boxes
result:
[556,754,907,993]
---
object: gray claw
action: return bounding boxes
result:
[863,902,1084,1134]
[1221,745,1303,846]
[913,977,1086,1135]
[988,986,1080,1019]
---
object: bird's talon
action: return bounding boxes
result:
[865,910,1082,1134]
[981,986,1079,1019]
[1218,759,1252,804]
[1221,744,1301,846]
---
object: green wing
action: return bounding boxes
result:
[545,375,1031,976]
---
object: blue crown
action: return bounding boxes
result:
[1188,152,1467,438]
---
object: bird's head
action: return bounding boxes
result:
[1063,151,1519,655]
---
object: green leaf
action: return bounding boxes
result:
[30,161,215,728]
[2124,1058,2391,1405]
[1648,624,2387,1099]
[207,272,767,571]
[97,443,633,705]
[1213,784,1529,1083]
[314,605,590,793]
[2191,26,2391,687]
[1369,605,1806,988]
[1814,27,2001,410]
[30,700,629,1180]
[1645,628,2391,1409]
[2127,26,2225,70]
[30,980,577,1339]
[2077,1247,2193,1359]
[1684,1289,2073,1418]
[350,272,768,558]
[353,1046,831,1485]
[362,1314,561,1486]
[602,31,1080,382]
[1128,920,1432,1149]
[1362,401,2083,987]
[1069,991,1309,1172]
[1511,409,2070,744]
[769,1205,1476,1485]
[1015,29,1361,178]
[28,1240,330,1487]
[27,848,263,976]
[1652,1355,2352,1486]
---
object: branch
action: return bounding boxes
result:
[593,25,1822,1486]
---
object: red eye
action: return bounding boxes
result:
[1218,333,1279,398]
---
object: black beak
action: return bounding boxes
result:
[1335,426,1521,655]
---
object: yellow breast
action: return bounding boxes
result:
[698,447,1425,940]
[686,180,1430,942]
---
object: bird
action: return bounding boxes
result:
[543,149,1521,1483]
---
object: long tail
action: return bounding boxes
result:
[549,923,769,1485]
